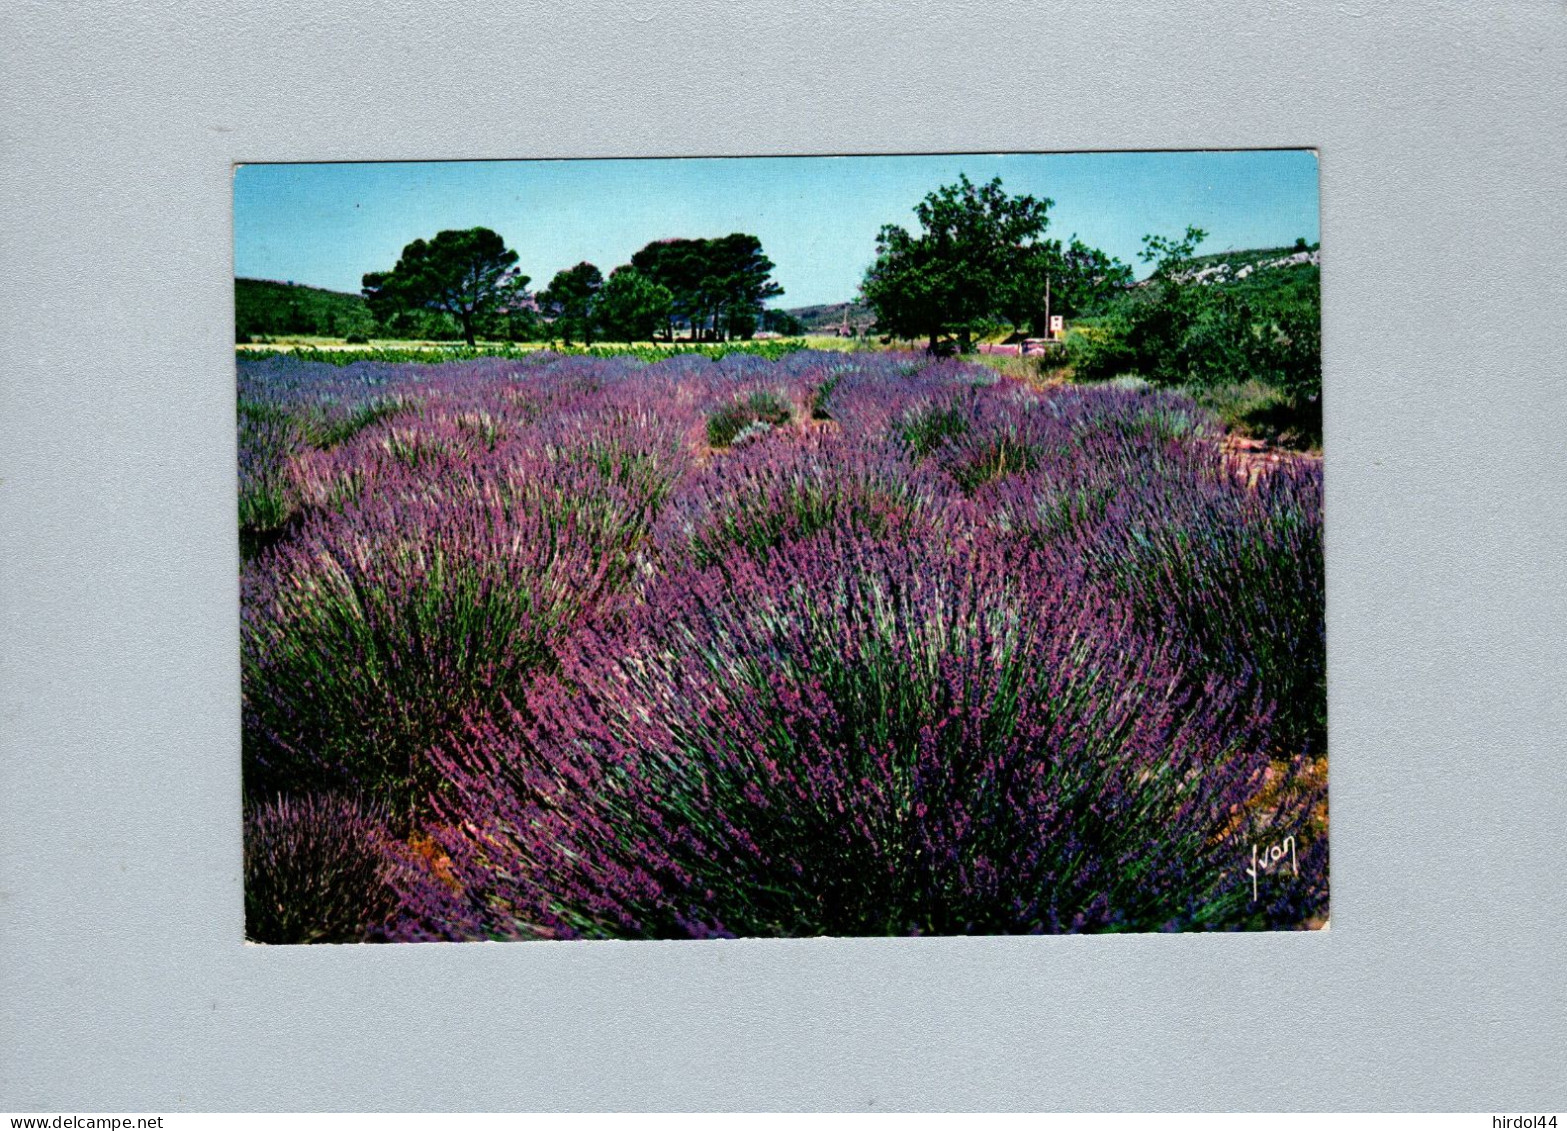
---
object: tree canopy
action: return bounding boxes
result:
[630,233,782,341]
[537,261,604,345]
[998,237,1135,336]
[361,227,528,346]
[594,265,674,342]
[861,175,1059,351]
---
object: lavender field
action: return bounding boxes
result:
[239,349,1327,941]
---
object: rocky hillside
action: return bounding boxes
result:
[1176,244,1321,286]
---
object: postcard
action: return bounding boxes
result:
[234,152,1326,942]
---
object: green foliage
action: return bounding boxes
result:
[243,339,807,367]
[630,233,784,341]
[861,175,1132,351]
[864,171,1134,346]
[861,175,1057,351]
[377,308,464,341]
[1065,318,1140,381]
[236,278,376,341]
[537,261,604,345]
[706,390,793,448]
[999,237,1135,334]
[594,265,674,342]
[489,305,544,342]
[1066,230,1322,446]
[1141,225,1210,278]
[362,227,529,347]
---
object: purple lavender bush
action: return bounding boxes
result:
[241,467,631,817]
[971,384,1325,757]
[406,524,1323,940]
[243,793,403,944]
[237,402,302,552]
[655,432,960,569]
[1093,457,1327,757]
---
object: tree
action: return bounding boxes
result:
[762,308,805,336]
[630,239,708,340]
[999,237,1133,336]
[594,266,674,342]
[1124,226,1210,384]
[630,233,783,341]
[361,227,528,347]
[537,262,604,345]
[704,233,784,340]
[861,174,1054,352]
[1141,225,1209,281]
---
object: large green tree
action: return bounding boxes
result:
[704,232,784,340]
[630,239,707,340]
[861,175,1055,352]
[594,265,674,342]
[630,233,783,341]
[537,261,604,345]
[361,227,527,346]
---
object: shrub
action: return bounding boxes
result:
[1091,458,1326,757]
[904,388,1069,494]
[237,403,301,548]
[894,397,971,458]
[244,794,402,943]
[241,469,629,817]
[1064,320,1139,381]
[706,390,793,448]
[656,434,956,569]
[409,526,1324,940]
[967,388,1323,757]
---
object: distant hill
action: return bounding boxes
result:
[236,278,375,340]
[779,300,876,334]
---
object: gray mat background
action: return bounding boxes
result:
[2,0,1564,1112]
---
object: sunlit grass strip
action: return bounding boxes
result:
[239,338,809,366]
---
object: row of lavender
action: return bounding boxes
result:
[239,350,1327,941]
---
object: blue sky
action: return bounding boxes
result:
[234,151,1319,309]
